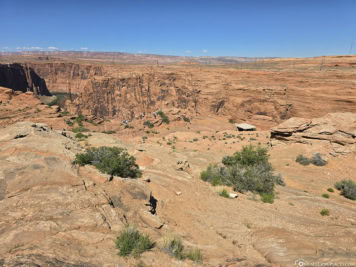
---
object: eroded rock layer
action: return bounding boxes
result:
[0,64,51,96]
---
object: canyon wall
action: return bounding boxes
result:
[4,58,354,128]
[0,63,51,96]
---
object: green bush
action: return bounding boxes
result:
[183,116,190,123]
[201,145,280,195]
[143,121,154,129]
[335,179,356,200]
[261,193,275,203]
[228,119,236,124]
[75,146,142,178]
[320,208,330,216]
[322,193,329,199]
[157,111,169,124]
[115,225,154,258]
[222,145,269,167]
[327,188,334,193]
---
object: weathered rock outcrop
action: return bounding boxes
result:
[0,63,51,96]
[0,122,166,266]
[271,113,356,154]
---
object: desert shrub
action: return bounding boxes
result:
[296,155,310,166]
[66,120,74,126]
[72,127,89,133]
[143,120,154,129]
[200,164,225,186]
[60,111,70,116]
[322,193,329,199]
[218,188,229,198]
[201,145,280,195]
[102,130,116,134]
[183,116,190,123]
[75,132,88,139]
[75,114,85,127]
[275,174,286,186]
[335,179,356,200]
[327,188,334,193]
[296,153,327,166]
[115,225,154,258]
[186,248,202,262]
[157,111,169,124]
[228,119,236,124]
[310,153,327,166]
[320,208,330,216]
[222,145,269,167]
[261,192,275,203]
[75,146,142,178]
[161,235,185,260]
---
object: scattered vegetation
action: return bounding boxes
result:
[115,225,154,258]
[157,110,169,124]
[327,188,334,193]
[201,145,282,202]
[161,235,202,262]
[75,132,88,140]
[186,248,203,263]
[161,235,185,260]
[75,146,142,178]
[60,110,70,116]
[71,127,90,133]
[296,153,327,166]
[143,120,154,129]
[320,208,330,216]
[228,119,236,124]
[335,179,356,200]
[322,193,329,199]
[65,120,74,126]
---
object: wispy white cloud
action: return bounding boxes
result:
[16,46,42,50]
[185,50,191,53]
[202,49,208,53]
[48,46,58,50]
[137,51,143,53]
[80,47,88,50]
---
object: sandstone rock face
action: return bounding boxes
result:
[0,64,51,96]
[0,122,164,266]
[271,113,356,154]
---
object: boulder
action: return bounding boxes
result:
[271,113,356,154]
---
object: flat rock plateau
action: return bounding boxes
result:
[0,52,355,266]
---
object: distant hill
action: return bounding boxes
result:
[0,50,273,65]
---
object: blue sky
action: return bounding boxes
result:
[0,0,355,57]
